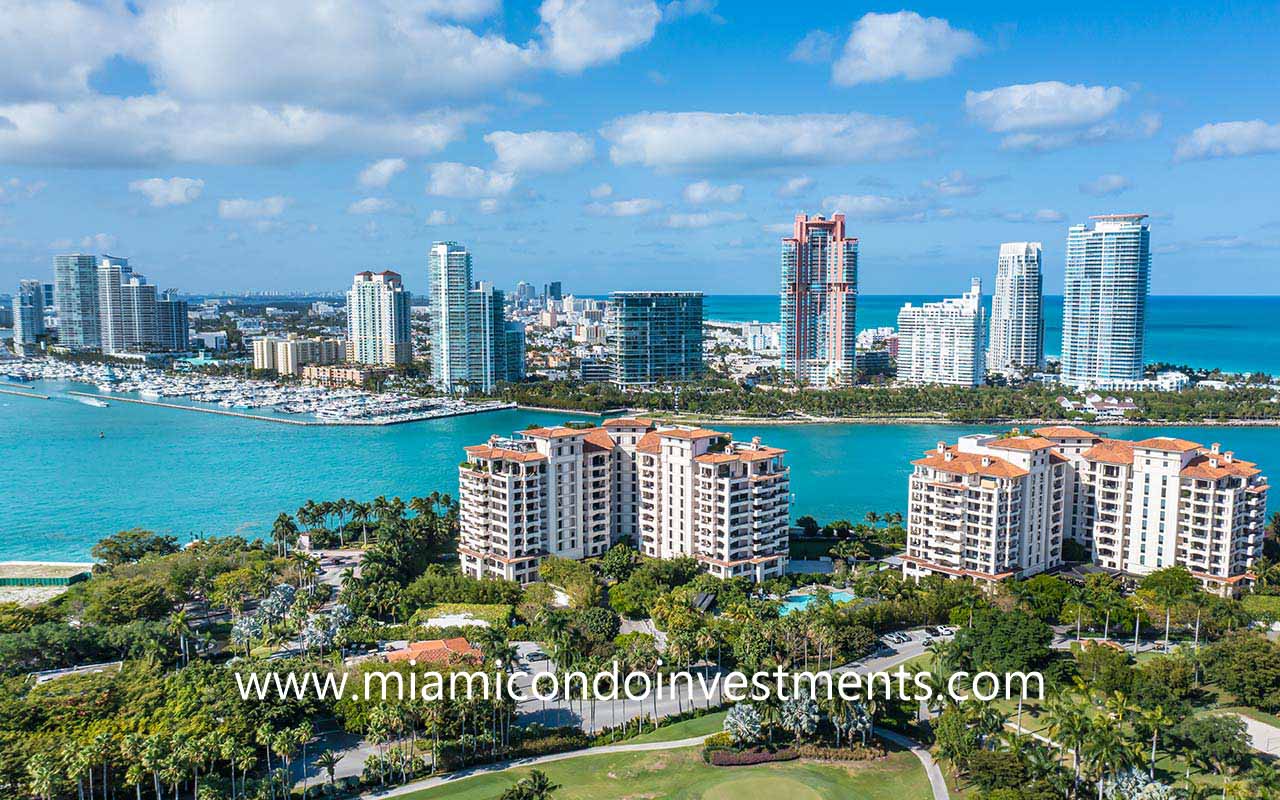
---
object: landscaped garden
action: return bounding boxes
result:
[398,744,931,800]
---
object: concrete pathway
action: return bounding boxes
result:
[1229,712,1280,757]
[877,728,951,800]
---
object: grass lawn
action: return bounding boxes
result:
[398,744,930,800]
[617,711,728,745]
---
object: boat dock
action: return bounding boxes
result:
[0,387,50,400]
[66,392,516,426]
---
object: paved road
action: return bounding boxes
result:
[348,627,952,800]
[1229,713,1280,757]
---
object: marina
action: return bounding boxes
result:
[0,359,514,425]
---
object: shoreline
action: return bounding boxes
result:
[69,392,517,426]
[640,413,1280,428]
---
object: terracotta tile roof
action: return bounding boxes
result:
[1049,451,1070,464]
[463,445,547,463]
[522,426,590,439]
[1082,440,1135,465]
[913,447,1029,479]
[694,452,739,464]
[1133,436,1203,452]
[582,428,617,453]
[1179,454,1261,480]
[988,436,1057,452]
[386,637,481,664]
[1033,426,1101,440]
[602,417,654,428]
[657,427,725,440]
[636,431,662,454]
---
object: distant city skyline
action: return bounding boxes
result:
[1,3,1277,294]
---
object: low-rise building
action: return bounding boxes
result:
[301,364,383,388]
[458,420,790,584]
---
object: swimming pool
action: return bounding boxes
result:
[778,590,855,615]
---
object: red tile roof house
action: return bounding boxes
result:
[385,637,482,665]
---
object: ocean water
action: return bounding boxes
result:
[702,295,1280,375]
[3,382,1276,561]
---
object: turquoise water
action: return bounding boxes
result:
[779,590,855,616]
[3,382,1275,560]
[700,295,1280,375]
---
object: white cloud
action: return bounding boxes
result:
[776,176,814,197]
[762,222,794,234]
[416,0,502,21]
[425,162,516,197]
[603,111,920,172]
[477,198,500,214]
[484,130,594,173]
[832,11,981,86]
[141,0,538,109]
[922,170,987,197]
[585,197,662,216]
[1000,208,1066,223]
[664,210,745,228]
[661,0,721,23]
[128,176,205,207]
[1079,174,1131,197]
[589,182,613,199]
[790,30,837,64]
[425,209,454,225]
[538,0,662,72]
[682,180,742,204]
[347,197,395,214]
[81,233,119,252]
[218,196,292,220]
[359,158,407,188]
[821,193,928,222]
[1174,120,1280,161]
[965,81,1128,133]
[0,96,470,166]
[0,177,48,204]
[0,0,140,102]
[999,114,1160,152]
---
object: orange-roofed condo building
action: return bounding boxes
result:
[780,214,858,388]
[458,421,790,584]
[905,427,1269,595]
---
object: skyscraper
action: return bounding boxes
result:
[155,291,190,352]
[780,213,858,387]
[896,278,986,387]
[543,281,562,303]
[1061,214,1151,387]
[13,279,46,355]
[96,256,131,354]
[347,271,411,366]
[468,282,525,389]
[53,254,100,349]
[122,273,158,351]
[987,242,1044,375]
[428,241,473,390]
[428,242,524,393]
[608,291,704,387]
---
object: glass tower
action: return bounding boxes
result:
[1061,215,1151,387]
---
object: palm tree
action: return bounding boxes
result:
[1047,695,1091,793]
[315,750,340,796]
[1081,718,1138,800]
[353,502,373,547]
[1140,705,1173,779]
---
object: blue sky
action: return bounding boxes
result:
[1,0,1278,297]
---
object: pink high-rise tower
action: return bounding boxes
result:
[780,213,858,387]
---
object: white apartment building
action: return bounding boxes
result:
[252,335,346,376]
[1061,214,1151,387]
[13,279,45,355]
[896,278,986,387]
[347,271,411,366]
[987,242,1044,375]
[903,432,1067,584]
[96,256,131,355]
[458,420,790,584]
[907,427,1269,595]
